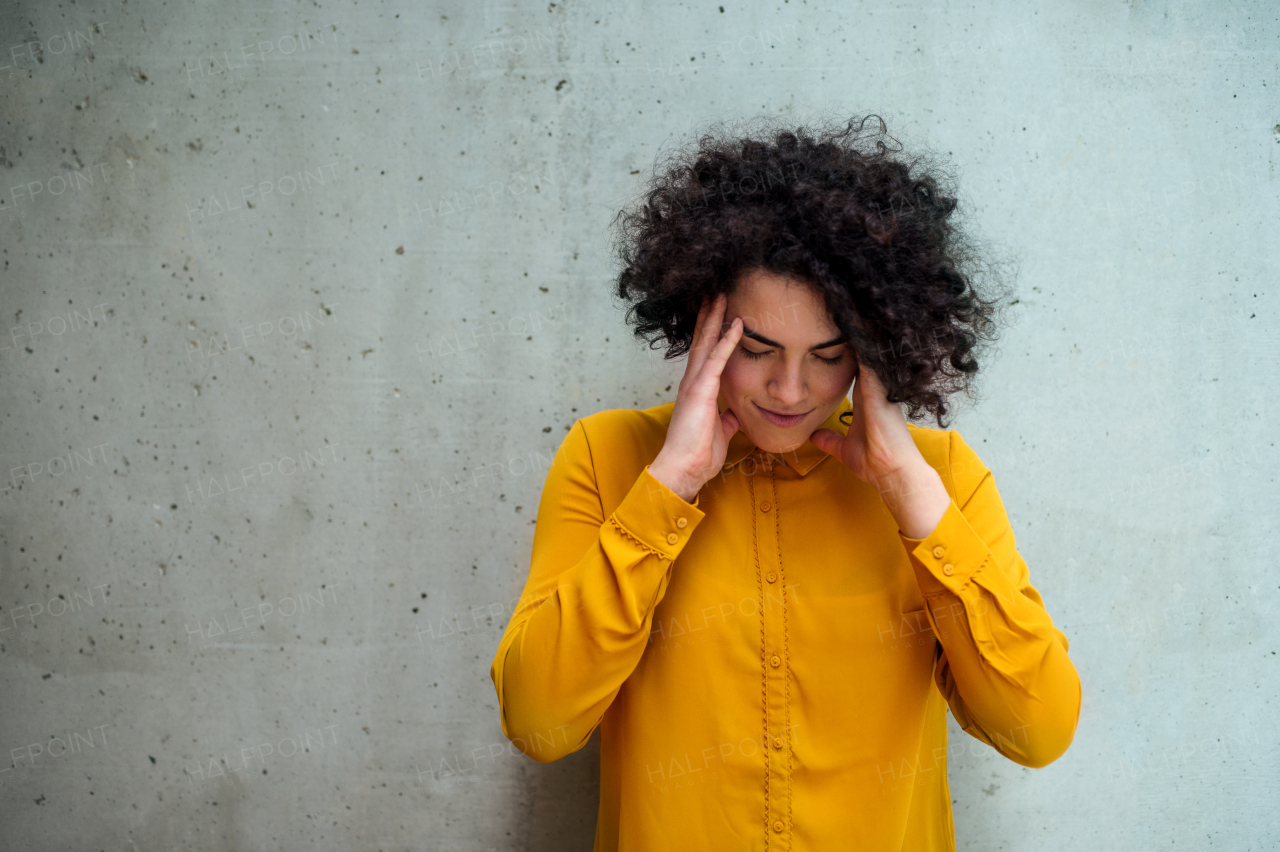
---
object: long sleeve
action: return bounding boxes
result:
[897,429,1082,769]
[489,419,706,763]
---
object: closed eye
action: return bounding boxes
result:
[739,345,845,365]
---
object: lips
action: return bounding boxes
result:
[753,401,812,428]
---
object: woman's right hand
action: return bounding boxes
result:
[648,293,744,502]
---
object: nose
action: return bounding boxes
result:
[766,360,808,407]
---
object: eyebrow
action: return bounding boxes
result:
[741,323,846,352]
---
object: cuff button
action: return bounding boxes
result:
[666,533,679,545]
[942,563,955,576]
[676,517,688,528]
[932,545,945,558]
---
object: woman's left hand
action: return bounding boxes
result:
[809,359,924,485]
[809,358,952,539]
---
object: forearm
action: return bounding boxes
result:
[899,490,1081,767]
[491,464,704,762]
[925,583,1082,767]
[496,553,657,762]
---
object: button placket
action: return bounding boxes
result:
[750,453,791,849]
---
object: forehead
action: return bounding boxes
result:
[727,269,839,339]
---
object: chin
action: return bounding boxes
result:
[743,421,809,454]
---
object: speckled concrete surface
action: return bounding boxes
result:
[0,1,1276,849]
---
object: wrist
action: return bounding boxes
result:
[648,456,703,503]
[874,462,950,539]
[872,459,936,494]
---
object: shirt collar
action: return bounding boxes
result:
[721,396,853,477]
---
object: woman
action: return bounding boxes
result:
[490,115,1081,851]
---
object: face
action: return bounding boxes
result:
[716,268,860,453]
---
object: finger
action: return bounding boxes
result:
[856,363,893,410]
[809,428,838,455]
[718,408,740,449]
[697,315,742,385]
[845,373,868,437]
[720,406,740,438]
[679,296,718,391]
[694,293,713,327]
[848,377,867,427]
[689,293,728,373]
[689,296,724,378]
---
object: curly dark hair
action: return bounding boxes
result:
[609,113,1015,429]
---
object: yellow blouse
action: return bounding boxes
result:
[490,396,1081,851]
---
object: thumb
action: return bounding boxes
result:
[719,407,741,440]
[809,428,838,455]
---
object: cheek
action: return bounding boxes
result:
[818,362,859,401]
[719,356,760,399]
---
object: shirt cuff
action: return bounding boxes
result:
[607,465,707,562]
[897,498,991,598]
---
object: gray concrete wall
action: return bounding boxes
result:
[0,0,1275,848]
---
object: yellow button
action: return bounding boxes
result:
[760,502,771,512]
[932,545,945,558]
[766,571,777,583]
[772,737,783,749]
[667,533,679,545]
[773,820,784,833]
[770,654,781,667]
[942,563,955,576]
[676,517,688,528]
